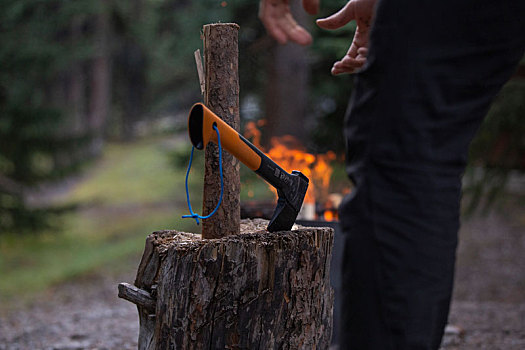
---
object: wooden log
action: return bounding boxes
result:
[201,23,241,239]
[120,219,334,349]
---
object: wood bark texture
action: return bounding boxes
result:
[121,219,334,350]
[202,23,241,239]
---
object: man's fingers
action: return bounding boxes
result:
[346,42,359,60]
[259,0,313,46]
[343,28,369,61]
[303,0,319,15]
[351,28,370,52]
[357,47,368,57]
[332,65,354,75]
[267,23,289,45]
[341,55,366,67]
[259,14,288,44]
[277,13,312,45]
[331,54,366,75]
[286,25,313,46]
[316,1,356,30]
[329,23,371,75]
[269,19,312,46]
[317,0,377,75]
[337,57,365,71]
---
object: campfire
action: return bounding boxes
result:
[242,121,349,222]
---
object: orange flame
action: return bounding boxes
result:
[244,121,262,150]
[266,136,317,204]
[243,120,346,221]
[311,151,336,206]
[324,210,335,221]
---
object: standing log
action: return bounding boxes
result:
[202,23,241,239]
[119,219,334,349]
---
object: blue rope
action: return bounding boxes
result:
[182,124,224,225]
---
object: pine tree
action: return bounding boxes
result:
[0,0,108,233]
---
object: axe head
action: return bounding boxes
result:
[267,170,309,232]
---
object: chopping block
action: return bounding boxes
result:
[118,219,334,349]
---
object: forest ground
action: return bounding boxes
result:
[0,137,523,349]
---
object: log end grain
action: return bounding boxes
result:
[203,23,240,31]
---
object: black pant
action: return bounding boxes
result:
[338,0,525,349]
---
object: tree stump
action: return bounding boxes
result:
[119,219,334,349]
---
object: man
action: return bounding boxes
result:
[259,0,525,349]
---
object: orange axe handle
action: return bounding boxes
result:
[187,102,309,232]
[188,103,261,171]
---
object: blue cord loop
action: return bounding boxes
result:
[182,124,224,225]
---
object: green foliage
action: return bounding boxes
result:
[0,0,102,232]
[66,138,186,206]
[464,78,525,213]
[469,80,525,169]
[140,0,259,112]
[0,137,196,301]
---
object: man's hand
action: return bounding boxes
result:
[317,0,377,75]
[259,0,320,46]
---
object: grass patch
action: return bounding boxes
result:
[64,138,188,206]
[0,136,199,303]
[0,209,191,300]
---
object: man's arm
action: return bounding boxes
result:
[259,0,377,75]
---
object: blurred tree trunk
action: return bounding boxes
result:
[88,1,112,153]
[70,17,87,135]
[120,44,146,141]
[120,0,146,141]
[264,1,309,145]
[46,13,95,173]
[52,16,89,172]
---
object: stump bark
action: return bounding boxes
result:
[201,23,241,238]
[119,219,334,349]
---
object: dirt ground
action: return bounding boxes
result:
[442,196,525,350]
[1,199,524,349]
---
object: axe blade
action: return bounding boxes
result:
[267,170,309,232]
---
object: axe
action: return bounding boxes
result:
[188,103,309,232]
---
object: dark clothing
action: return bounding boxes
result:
[338,0,525,349]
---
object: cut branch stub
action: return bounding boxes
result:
[118,282,155,314]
